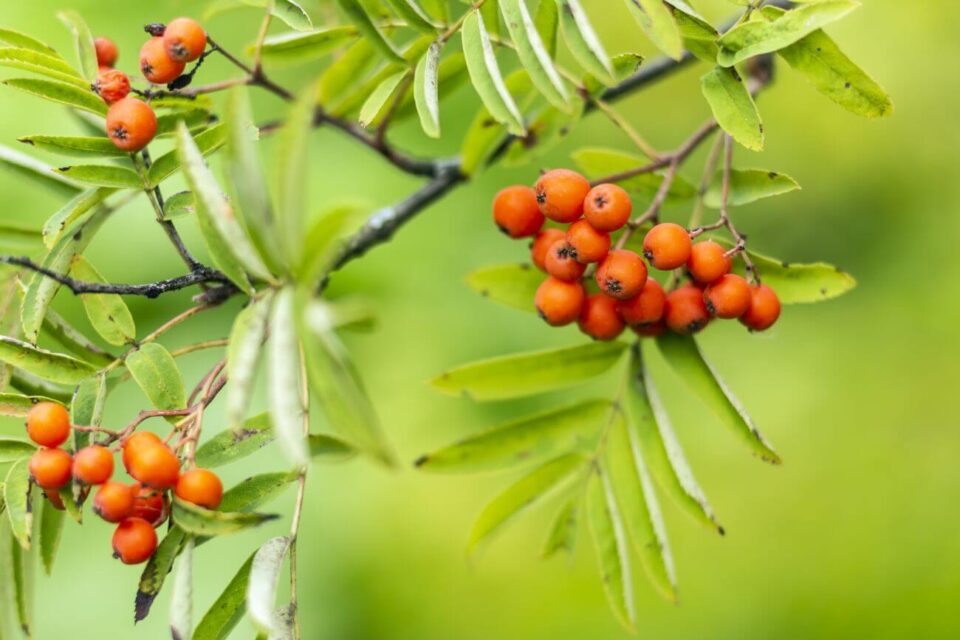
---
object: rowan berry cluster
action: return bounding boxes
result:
[492,169,781,341]
[24,401,223,565]
[91,17,207,153]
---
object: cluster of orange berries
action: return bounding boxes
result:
[492,169,781,341]
[90,17,207,153]
[24,402,223,565]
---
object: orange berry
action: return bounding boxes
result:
[584,183,632,232]
[633,319,667,338]
[94,37,118,68]
[72,445,114,485]
[535,277,585,326]
[131,483,170,528]
[94,481,135,523]
[664,286,710,335]
[163,17,207,62]
[29,448,73,490]
[530,228,565,272]
[127,439,181,490]
[93,68,131,104]
[687,241,732,284]
[595,249,647,300]
[25,401,71,447]
[122,431,162,473]
[43,488,66,511]
[740,284,781,332]
[704,274,752,319]
[534,169,590,222]
[544,240,586,282]
[566,219,610,264]
[175,469,223,510]
[112,518,158,565]
[578,294,625,341]
[617,278,665,327]
[493,185,544,238]
[643,223,692,271]
[140,36,185,84]
[106,97,157,152]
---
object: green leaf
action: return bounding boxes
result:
[0,28,61,56]
[267,288,309,467]
[0,48,87,87]
[0,143,81,197]
[196,414,274,470]
[259,26,358,64]
[717,1,859,68]
[193,553,255,640]
[534,0,559,59]
[462,10,526,136]
[673,9,719,63]
[42,187,113,248]
[308,433,357,462]
[431,342,628,401]
[0,337,95,385]
[358,70,410,129]
[700,66,764,151]
[555,0,614,85]
[125,343,186,419]
[246,536,291,634]
[571,147,696,202]
[317,39,381,111]
[218,472,299,513]
[501,0,570,109]
[155,109,217,137]
[3,77,106,115]
[69,255,135,345]
[468,454,584,552]
[0,395,52,419]
[336,0,403,62]
[466,263,541,313]
[586,465,635,631]
[172,499,278,537]
[413,42,442,138]
[9,517,34,636]
[57,10,98,82]
[415,399,612,473]
[267,0,313,31]
[39,306,113,368]
[384,0,439,32]
[0,438,35,462]
[460,69,534,176]
[70,372,105,453]
[135,527,187,623]
[169,539,194,640]
[226,295,273,430]
[162,191,194,220]
[731,248,857,304]
[149,122,227,189]
[542,496,578,558]
[274,85,316,265]
[19,135,125,159]
[38,495,64,574]
[703,168,799,208]
[4,460,31,549]
[657,333,780,463]
[54,163,141,188]
[624,0,683,60]
[297,204,365,282]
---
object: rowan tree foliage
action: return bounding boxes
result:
[0,0,889,637]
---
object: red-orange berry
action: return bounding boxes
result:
[544,240,586,282]
[43,489,66,511]
[617,278,665,327]
[595,249,647,300]
[122,431,162,473]
[94,481,135,523]
[643,223,692,271]
[566,219,610,264]
[73,445,115,485]
[140,36,185,84]
[535,277,585,326]
[112,518,158,565]
[578,294,625,341]
[535,169,590,222]
[633,319,667,338]
[740,284,781,332]
[94,37,118,68]
[29,448,73,490]
[704,274,752,319]
[127,439,181,490]
[664,286,710,335]
[106,97,157,152]
[25,401,71,447]
[493,185,544,238]
[175,469,223,510]
[687,240,732,284]
[584,183,632,232]
[93,68,131,104]
[131,484,170,528]
[163,17,207,62]
[530,228,565,272]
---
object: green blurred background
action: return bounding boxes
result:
[2,0,959,638]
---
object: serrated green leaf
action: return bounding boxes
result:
[3,77,105,115]
[703,168,799,207]
[226,295,273,431]
[0,144,81,197]
[0,337,95,385]
[0,48,87,87]
[384,0,439,32]
[135,527,187,623]
[54,163,140,188]
[462,10,526,136]
[465,263,541,312]
[0,438,35,462]
[4,461,31,549]
[172,499,278,537]
[57,10,98,82]
[246,536,291,634]
[501,0,569,109]
[624,0,682,60]
[586,465,635,631]
[534,0,559,59]
[555,0,614,85]
[169,538,194,640]
[267,288,309,468]
[571,147,696,202]
[542,495,578,558]
[150,122,228,188]
[729,247,856,304]
[38,494,64,575]
[358,70,410,128]
[193,553,254,640]
[0,29,60,56]
[336,0,403,62]
[259,26,358,64]
[69,255,135,345]
[19,135,125,159]
[218,472,299,513]
[700,66,763,151]
[125,343,186,419]
[413,42,442,138]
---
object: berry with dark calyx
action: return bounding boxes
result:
[94,481,135,523]
[535,277,585,326]
[687,240,732,284]
[664,285,710,335]
[566,219,610,264]
[140,36,185,84]
[595,249,647,300]
[131,483,170,527]
[112,518,158,565]
[106,97,157,152]
[73,445,115,485]
[530,228,565,272]
[740,284,781,332]
[163,17,207,62]
[144,23,166,37]
[122,431,162,473]
[493,185,544,238]
[126,438,180,489]
[93,68,130,104]
[643,223,693,271]
[535,169,590,222]
[94,37,118,68]
[25,401,71,447]
[578,294,625,341]
[704,274,752,319]
[584,183,632,232]
[617,278,665,327]
[633,319,667,338]
[544,240,586,282]
[175,469,223,510]
[29,448,73,490]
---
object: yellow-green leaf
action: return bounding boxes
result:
[462,10,526,136]
[700,66,763,151]
[465,263,542,312]
[69,255,135,345]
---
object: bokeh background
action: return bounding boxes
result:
[1,0,958,638]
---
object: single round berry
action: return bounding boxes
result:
[29,448,73,490]
[534,169,590,223]
[595,250,647,300]
[175,469,223,510]
[112,518,158,565]
[544,240,586,282]
[578,294,625,341]
[643,223,693,271]
[535,277,585,326]
[704,274,752,319]
[633,319,667,338]
[493,185,544,238]
[122,431,162,474]
[94,37,118,68]
[163,17,207,62]
[530,228,565,272]
[131,484,170,528]
[93,68,131,104]
[106,97,157,152]
[566,219,611,264]
[687,241,732,284]
[73,445,114,485]
[94,481,135,523]
[584,183,632,232]
[25,401,71,447]
[617,278,666,327]
[740,284,781,332]
[127,439,180,489]
[664,286,710,335]
[43,489,66,511]
[140,36,185,84]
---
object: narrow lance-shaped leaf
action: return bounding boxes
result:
[218,472,299,514]
[624,0,683,61]
[265,0,313,31]
[460,69,535,176]
[169,539,194,640]
[258,27,358,64]
[462,10,526,136]
[0,28,61,56]
[125,343,186,420]
[54,163,142,188]
[555,0,615,85]
[542,495,578,558]
[0,143,80,197]
[0,337,96,385]
[20,134,125,158]
[39,494,65,575]
[413,42,442,138]
[703,168,799,208]
[3,77,106,115]
[69,255,136,346]
[172,499,278,537]
[358,70,410,129]
[196,413,273,469]
[571,147,696,202]
[10,517,35,637]
[336,0,403,62]
[700,66,764,151]
[135,527,187,623]
[0,395,53,419]
[4,460,31,549]
[384,0,439,32]
[586,465,635,632]
[41,187,112,248]
[267,287,309,468]
[147,122,227,188]
[317,38,380,110]
[534,0,559,59]
[57,10,98,81]
[501,0,569,109]
[465,263,542,313]
[193,553,255,640]
[0,48,87,87]
[246,536,291,634]
[227,293,274,430]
